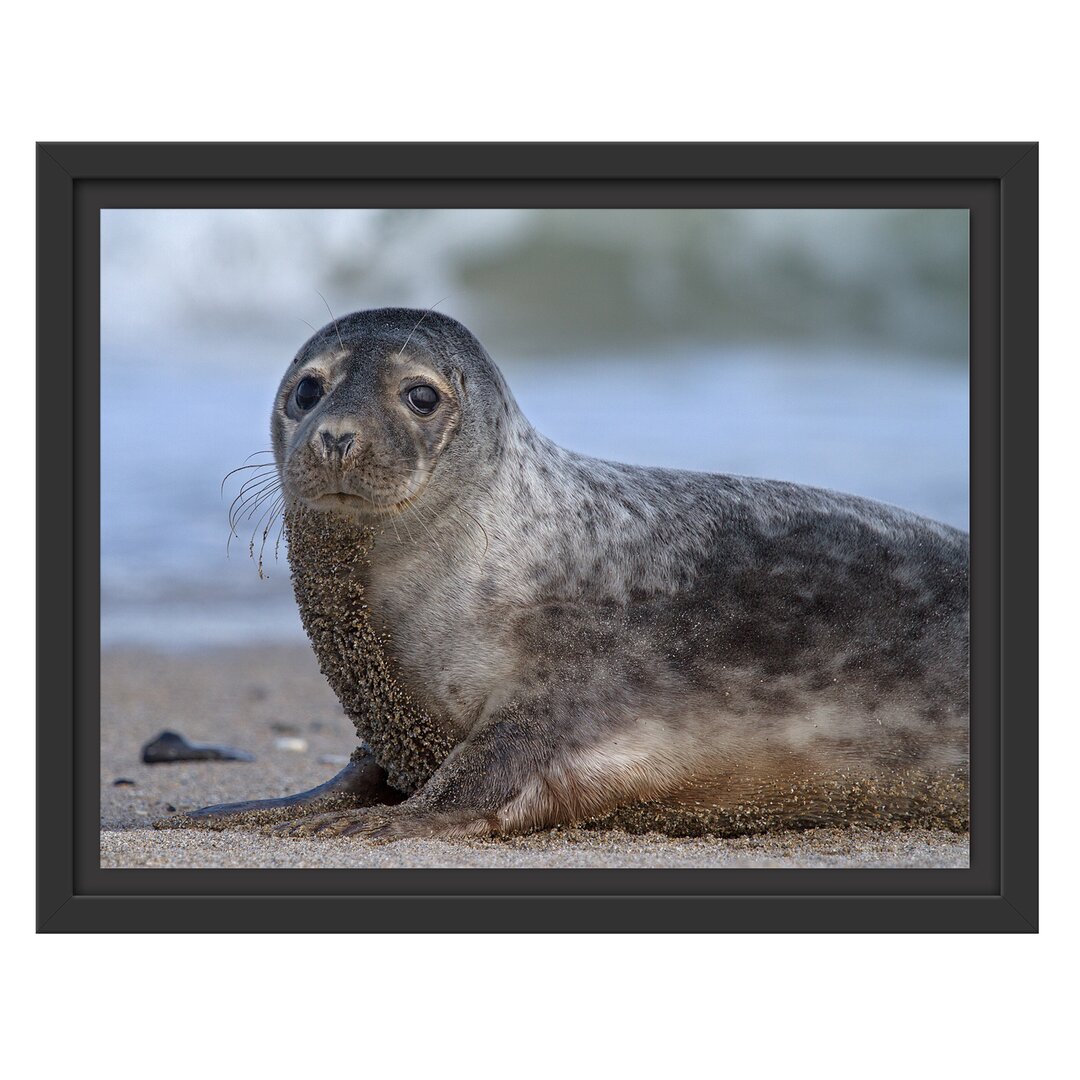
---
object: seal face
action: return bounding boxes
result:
[272,313,465,520]
[167,307,969,841]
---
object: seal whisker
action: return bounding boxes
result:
[228,490,282,557]
[229,472,279,510]
[236,473,278,496]
[250,498,282,545]
[315,289,345,353]
[413,500,490,567]
[220,462,277,498]
[385,508,404,547]
[255,494,287,578]
[448,502,490,559]
[408,503,449,560]
[229,486,284,554]
[397,297,449,357]
[397,509,418,547]
[379,463,493,559]
[273,510,287,561]
[234,470,280,498]
[227,480,278,554]
[395,462,499,504]
[248,493,286,576]
[228,477,282,533]
[234,482,283,527]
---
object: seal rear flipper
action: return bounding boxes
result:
[153,745,404,831]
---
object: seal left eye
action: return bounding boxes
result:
[295,376,323,411]
[406,385,440,415]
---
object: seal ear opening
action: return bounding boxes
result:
[452,369,467,397]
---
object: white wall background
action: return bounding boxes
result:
[2,5,1069,1080]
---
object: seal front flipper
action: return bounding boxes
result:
[273,704,665,842]
[153,745,404,831]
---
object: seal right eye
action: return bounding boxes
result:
[294,376,323,411]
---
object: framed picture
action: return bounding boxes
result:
[38,142,1037,932]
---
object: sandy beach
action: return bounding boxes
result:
[100,645,969,869]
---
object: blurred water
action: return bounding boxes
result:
[101,345,968,649]
[102,208,969,361]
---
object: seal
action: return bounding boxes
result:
[161,307,969,841]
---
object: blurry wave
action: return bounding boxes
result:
[102,208,968,364]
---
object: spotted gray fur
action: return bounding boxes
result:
[170,308,970,841]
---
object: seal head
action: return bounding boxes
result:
[273,308,515,522]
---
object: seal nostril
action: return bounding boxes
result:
[320,431,356,458]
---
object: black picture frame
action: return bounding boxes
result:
[37,142,1038,933]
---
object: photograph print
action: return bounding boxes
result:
[100,206,969,871]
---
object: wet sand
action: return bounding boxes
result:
[100,646,969,869]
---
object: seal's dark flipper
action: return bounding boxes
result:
[275,706,594,843]
[153,747,404,831]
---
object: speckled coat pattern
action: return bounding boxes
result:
[267,309,969,840]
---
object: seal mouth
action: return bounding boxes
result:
[308,489,420,518]
[312,490,384,512]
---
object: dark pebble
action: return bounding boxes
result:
[141,730,256,764]
[269,721,301,735]
[113,778,136,787]
[164,804,176,813]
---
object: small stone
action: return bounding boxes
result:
[113,777,136,787]
[274,736,308,753]
[141,730,255,764]
[269,721,301,735]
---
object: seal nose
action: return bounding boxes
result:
[319,430,356,462]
